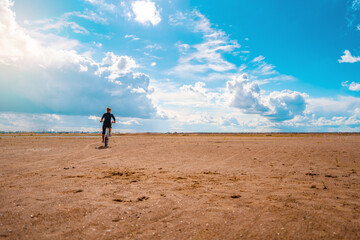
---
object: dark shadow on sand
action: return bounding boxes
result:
[96,146,110,149]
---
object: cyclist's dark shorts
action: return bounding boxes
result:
[102,124,111,134]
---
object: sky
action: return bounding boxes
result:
[0,0,360,132]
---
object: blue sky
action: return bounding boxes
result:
[0,0,360,132]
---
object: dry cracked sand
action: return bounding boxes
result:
[0,134,359,239]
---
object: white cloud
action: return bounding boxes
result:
[149,77,360,131]
[226,74,268,113]
[342,81,360,91]
[94,42,102,47]
[347,1,360,31]
[145,43,162,50]
[349,82,360,91]
[96,52,138,80]
[172,11,239,75]
[251,62,277,76]
[149,81,279,132]
[266,90,308,121]
[280,114,360,131]
[125,34,140,41]
[353,0,360,10]
[143,52,162,59]
[248,55,283,77]
[0,0,44,65]
[149,79,226,125]
[25,9,108,35]
[0,0,157,118]
[64,10,107,24]
[85,0,115,11]
[150,73,307,127]
[306,96,360,120]
[79,64,88,72]
[131,0,161,26]
[180,82,209,97]
[153,81,216,108]
[29,18,89,34]
[94,32,113,40]
[175,43,190,52]
[170,10,292,85]
[0,112,145,132]
[252,55,265,62]
[151,62,156,66]
[0,113,63,132]
[88,115,100,121]
[168,11,187,26]
[118,119,141,125]
[131,87,146,94]
[226,74,307,121]
[221,117,239,126]
[338,50,360,63]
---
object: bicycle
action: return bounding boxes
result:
[103,121,115,147]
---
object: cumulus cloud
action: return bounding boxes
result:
[96,52,138,80]
[226,74,307,121]
[338,50,360,63]
[342,81,360,91]
[181,82,207,95]
[227,74,268,113]
[150,76,360,131]
[150,73,307,128]
[131,0,161,26]
[180,81,221,107]
[149,79,223,125]
[0,0,156,118]
[266,90,308,121]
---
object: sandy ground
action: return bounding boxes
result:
[0,134,359,239]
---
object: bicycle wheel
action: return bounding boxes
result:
[104,128,110,147]
[105,136,108,147]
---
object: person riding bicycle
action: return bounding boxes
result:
[100,107,116,143]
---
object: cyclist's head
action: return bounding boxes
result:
[107,107,111,113]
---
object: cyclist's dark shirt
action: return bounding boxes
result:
[101,112,115,127]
